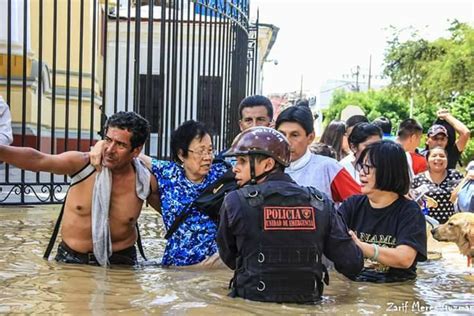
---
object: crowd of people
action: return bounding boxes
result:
[0,93,472,304]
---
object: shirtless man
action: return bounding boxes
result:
[0,111,158,265]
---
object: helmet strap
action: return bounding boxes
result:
[249,156,257,185]
[245,156,277,186]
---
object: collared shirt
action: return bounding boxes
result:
[285,149,360,203]
[0,96,13,145]
[151,159,228,266]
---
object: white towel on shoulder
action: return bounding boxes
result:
[92,158,151,266]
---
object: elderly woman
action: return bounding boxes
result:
[339,122,382,184]
[92,120,229,268]
[339,141,427,283]
[412,147,463,223]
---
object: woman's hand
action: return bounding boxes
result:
[436,108,451,120]
[349,230,372,256]
[349,230,417,269]
[89,140,106,171]
[349,230,362,247]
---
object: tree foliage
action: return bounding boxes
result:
[383,20,474,106]
[323,21,473,166]
[323,89,408,130]
[382,20,473,165]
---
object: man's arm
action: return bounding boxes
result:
[0,145,88,175]
[146,176,162,214]
[437,109,471,152]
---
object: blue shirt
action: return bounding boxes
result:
[151,159,229,266]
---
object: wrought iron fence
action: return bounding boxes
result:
[0,0,258,204]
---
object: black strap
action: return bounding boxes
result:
[135,222,147,261]
[163,174,237,240]
[43,202,66,260]
[44,162,149,261]
[164,160,233,240]
[164,201,194,239]
[249,156,257,184]
[45,205,149,261]
[44,163,95,260]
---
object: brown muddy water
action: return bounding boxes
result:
[0,205,473,315]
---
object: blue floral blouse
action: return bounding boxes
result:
[151,159,229,266]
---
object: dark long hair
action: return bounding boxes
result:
[320,120,346,160]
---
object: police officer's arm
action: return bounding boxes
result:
[349,231,418,269]
[323,208,364,278]
[216,196,239,270]
[0,145,88,175]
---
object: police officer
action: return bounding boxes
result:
[217,126,363,303]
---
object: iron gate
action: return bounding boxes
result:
[0,0,259,204]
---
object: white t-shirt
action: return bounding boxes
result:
[0,96,13,145]
[340,153,360,184]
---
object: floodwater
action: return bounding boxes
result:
[0,206,473,315]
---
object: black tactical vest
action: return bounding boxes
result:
[230,180,330,303]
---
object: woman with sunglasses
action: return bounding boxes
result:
[338,140,427,283]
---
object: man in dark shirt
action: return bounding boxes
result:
[217,126,363,303]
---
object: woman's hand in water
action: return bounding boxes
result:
[89,140,106,172]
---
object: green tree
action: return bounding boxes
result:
[384,21,474,105]
[323,89,408,131]
[448,92,474,165]
[383,21,473,165]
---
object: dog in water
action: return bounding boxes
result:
[431,212,474,258]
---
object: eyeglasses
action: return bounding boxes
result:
[355,163,374,175]
[188,148,216,158]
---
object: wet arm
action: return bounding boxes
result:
[349,231,417,269]
[146,176,162,214]
[0,145,87,175]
